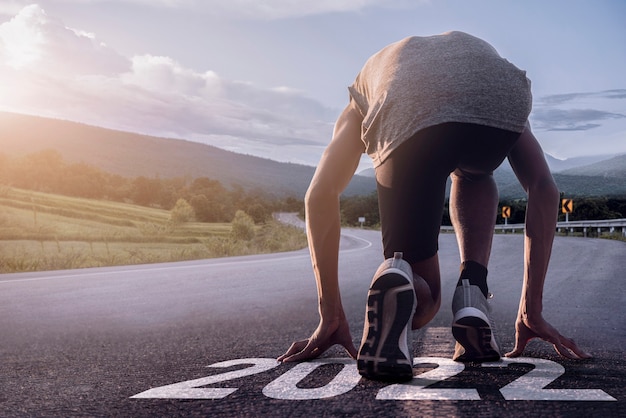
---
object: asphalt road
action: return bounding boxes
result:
[1,219,624,417]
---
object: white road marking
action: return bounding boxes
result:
[130,356,616,401]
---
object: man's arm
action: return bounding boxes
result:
[278,102,365,362]
[506,124,591,359]
[508,124,559,323]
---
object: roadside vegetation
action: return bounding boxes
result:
[0,150,308,273]
[339,191,626,227]
[338,191,626,242]
[0,186,307,273]
[1,150,623,273]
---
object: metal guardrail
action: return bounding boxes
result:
[555,219,626,229]
[441,218,626,237]
[555,218,626,237]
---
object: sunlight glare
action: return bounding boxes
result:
[1,4,46,69]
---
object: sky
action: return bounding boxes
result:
[0,0,625,170]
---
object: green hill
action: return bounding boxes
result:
[0,112,374,197]
[2,111,624,198]
[496,154,626,198]
[559,154,626,178]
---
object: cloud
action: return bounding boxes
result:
[0,4,128,74]
[532,108,625,131]
[202,0,411,20]
[537,89,626,106]
[44,0,416,19]
[0,5,337,166]
[530,89,626,158]
[0,1,26,16]
[531,89,626,132]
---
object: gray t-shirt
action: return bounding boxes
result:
[348,31,532,167]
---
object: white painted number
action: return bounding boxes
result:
[131,357,616,401]
[482,358,616,401]
[263,358,361,400]
[130,358,279,399]
[377,357,480,400]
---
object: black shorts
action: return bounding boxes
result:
[376,122,521,264]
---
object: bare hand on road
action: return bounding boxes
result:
[505,315,593,360]
[277,316,358,362]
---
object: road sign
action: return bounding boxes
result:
[502,206,511,219]
[562,199,574,214]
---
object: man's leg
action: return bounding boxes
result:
[449,124,520,290]
[362,125,452,381]
[447,125,522,362]
[410,255,441,330]
[449,170,498,297]
[448,170,502,362]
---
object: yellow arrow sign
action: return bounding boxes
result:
[502,206,511,219]
[562,199,574,214]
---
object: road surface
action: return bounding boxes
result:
[1,220,624,417]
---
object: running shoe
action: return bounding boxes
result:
[451,279,500,362]
[357,252,416,381]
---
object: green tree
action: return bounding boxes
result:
[186,177,233,222]
[132,176,163,207]
[340,192,379,227]
[231,210,255,241]
[19,149,64,191]
[170,198,195,224]
[60,162,105,198]
[565,197,623,221]
[246,202,269,223]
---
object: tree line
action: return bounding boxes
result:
[340,192,626,228]
[0,150,303,223]
[2,149,624,227]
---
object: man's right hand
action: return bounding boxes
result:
[505,315,592,360]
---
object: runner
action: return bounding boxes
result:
[278,31,591,381]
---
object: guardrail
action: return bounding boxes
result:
[441,218,626,237]
[555,218,626,237]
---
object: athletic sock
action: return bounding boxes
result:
[456,260,489,298]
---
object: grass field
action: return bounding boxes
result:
[0,186,308,273]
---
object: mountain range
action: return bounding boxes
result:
[1,111,624,199]
[356,146,626,198]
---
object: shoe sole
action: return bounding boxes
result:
[357,270,415,382]
[452,307,500,362]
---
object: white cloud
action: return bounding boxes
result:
[0,4,337,165]
[530,90,626,158]
[122,55,222,96]
[11,2,623,167]
[0,4,128,74]
[0,4,46,69]
[0,1,26,16]
[201,0,399,20]
[39,0,415,19]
